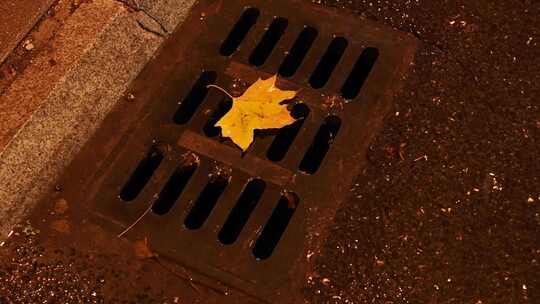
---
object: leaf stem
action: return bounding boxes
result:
[207,84,234,99]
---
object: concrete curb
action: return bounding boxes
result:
[0,0,196,239]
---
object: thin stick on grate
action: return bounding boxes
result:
[117,202,153,238]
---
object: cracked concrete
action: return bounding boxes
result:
[116,0,171,36]
[116,0,195,35]
[0,0,196,238]
[119,0,190,33]
[136,11,169,37]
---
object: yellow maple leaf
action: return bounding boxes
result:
[208,75,298,151]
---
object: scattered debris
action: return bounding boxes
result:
[322,95,345,111]
[414,154,428,161]
[22,221,40,236]
[23,40,34,51]
[126,92,136,102]
[375,257,385,266]
[399,143,407,160]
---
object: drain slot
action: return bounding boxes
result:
[152,162,198,215]
[341,47,379,99]
[278,26,317,77]
[220,7,260,56]
[309,37,348,89]
[249,17,288,66]
[253,192,299,260]
[173,71,217,124]
[184,175,229,229]
[299,115,341,174]
[218,179,266,245]
[203,97,233,137]
[119,145,164,201]
[266,103,310,162]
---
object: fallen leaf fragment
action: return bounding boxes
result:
[133,238,157,259]
[210,75,297,151]
[51,219,71,233]
[54,198,69,214]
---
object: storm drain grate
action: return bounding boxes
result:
[67,0,417,302]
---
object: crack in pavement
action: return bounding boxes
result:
[136,12,169,38]
[113,0,170,37]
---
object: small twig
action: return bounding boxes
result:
[414,154,428,162]
[207,84,234,99]
[117,203,153,238]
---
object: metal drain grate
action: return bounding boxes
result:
[67,0,418,302]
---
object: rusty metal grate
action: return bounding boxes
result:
[64,0,418,302]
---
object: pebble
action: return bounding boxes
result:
[23,40,34,51]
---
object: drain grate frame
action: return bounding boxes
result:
[56,0,418,302]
